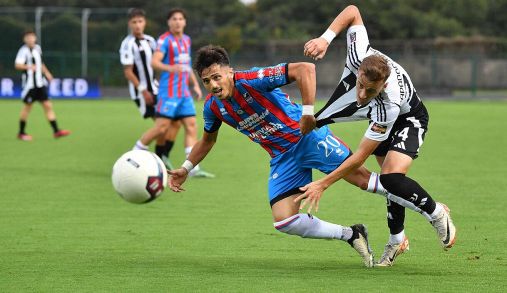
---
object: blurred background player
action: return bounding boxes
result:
[301,5,456,266]
[120,8,180,169]
[133,8,213,177]
[14,30,70,141]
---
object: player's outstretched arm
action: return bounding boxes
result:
[295,136,379,213]
[168,130,218,192]
[304,5,364,60]
[287,62,317,134]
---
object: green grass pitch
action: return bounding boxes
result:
[1,99,506,292]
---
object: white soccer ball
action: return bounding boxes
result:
[112,150,167,204]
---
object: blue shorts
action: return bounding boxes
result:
[155,96,196,120]
[268,126,351,206]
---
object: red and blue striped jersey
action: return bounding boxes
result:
[156,32,192,98]
[203,63,303,158]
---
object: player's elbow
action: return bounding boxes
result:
[14,63,24,71]
[345,5,360,16]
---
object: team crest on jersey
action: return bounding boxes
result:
[371,122,387,134]
[243,92,254,103]
[236,109,244,115]
[350,32,356,42]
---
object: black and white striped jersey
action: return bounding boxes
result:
[119,34,158,99]
[15,44,47,98]
[316,25,422,142]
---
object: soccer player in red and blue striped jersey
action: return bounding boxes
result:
[167,45,406,267]
[134,8,213,177]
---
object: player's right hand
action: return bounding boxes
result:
[300,115,316,135]
[304,38,329,61]
[168,65,184,73]
[168,168,188,192]
[142,90,154,105]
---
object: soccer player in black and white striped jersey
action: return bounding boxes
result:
[14,31,70,141]
[120,8,180,168]
[299,5,456,266]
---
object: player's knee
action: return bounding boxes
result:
[379,173,405,193]
[273,213,311,238]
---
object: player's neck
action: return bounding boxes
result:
[170,30,184,38]
[133,32,143,39]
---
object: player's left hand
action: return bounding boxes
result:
[299,115,316,135]
[294,179,327,214]
[304,38,329,61]
[193,84,203,100]
[168,168,188,192]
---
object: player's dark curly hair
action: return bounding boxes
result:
[167,8,186,20]
[127,8,145,20]
[194,45,230,77]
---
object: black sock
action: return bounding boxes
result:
[19,120,27,134]
[155,144,166,159]
[163,140,175,158]
[49,120,59,133]
[387,199,406,234]
[379,173,437,215]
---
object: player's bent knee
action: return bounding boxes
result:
[273,213,313,238]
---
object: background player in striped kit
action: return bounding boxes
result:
[14,31,70,141]
[120,8,180,168]
[301,5,456,266]
[166,45,428,267]
[134,8,213,177]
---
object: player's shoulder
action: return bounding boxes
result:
[17,44,29,53]
[120,35,135,49]
[183,34,191,41]
[144,34,156,42]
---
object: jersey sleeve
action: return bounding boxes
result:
[14,47,26,65]
[156,36,168,55]
[203,98,222,133]
[119,38,134,66]
[236,63,289,92]
[364,99,400,141]
[346,25,370,71]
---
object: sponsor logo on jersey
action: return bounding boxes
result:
[371,122,387,134]
[237,109,269,131]
[257,69,264,79]
[220,107,228,115]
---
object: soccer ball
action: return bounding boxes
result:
[112,150,167,204]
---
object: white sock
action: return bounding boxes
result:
[274,213,351,241]
[185,146,200,171]
[429,203,444,221]
[133,140,149,151]
[389,230,405,245]
[367,172,388,195]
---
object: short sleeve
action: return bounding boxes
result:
[235,63,289,92]
[346,25,370,71]
[203,99,222,133]
[119,38,134,65]
[364,99,400,141]
[156,36,168,55]
[15,47,26,65]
